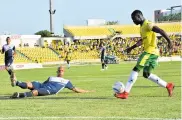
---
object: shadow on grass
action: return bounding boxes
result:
[0,95,171,100]
[0,95,11,100]
[34,96,115,100]
[133,86,181,88]
[0,95,115,100]
[0,85,180,100]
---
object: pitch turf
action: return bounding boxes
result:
[0,61,181,120]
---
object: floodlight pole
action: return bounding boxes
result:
[168,5,181,20]
[49,0,56,35]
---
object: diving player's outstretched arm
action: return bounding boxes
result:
[72,87,94,93]
[65,81,95,93]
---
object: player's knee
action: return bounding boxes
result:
[37,89,51,96]
[32,90,38,96]
[6,65,13,70]
[143,71,150,78]
[26,82,33,89]
[5,66,8,70]
[133,66,140,72]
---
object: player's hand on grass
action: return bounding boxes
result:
[88,90,96,93]
[73,87,95,93]
[82,90,96,93]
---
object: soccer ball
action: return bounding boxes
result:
[112,81,125,93]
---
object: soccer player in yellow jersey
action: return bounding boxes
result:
[115,10,174,99]
[65,49,72,69]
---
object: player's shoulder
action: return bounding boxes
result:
[48,76,60,80]
[49,76,59,79]
[143,20,155,31]
[2,44,7,47]
[52,76,70,81]
[145,20,154,26]
[60,77,70,82]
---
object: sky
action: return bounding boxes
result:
[0,0,181,35]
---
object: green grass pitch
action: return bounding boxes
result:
[0,61,181,120]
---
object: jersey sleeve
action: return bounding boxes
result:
[65,81,75,90]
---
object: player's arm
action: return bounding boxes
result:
[97,49,101,57]
[13,46,16,56]
[152,26,173,50]
[124,39,142,53]
[1,46,4,54]
[72,87,92,93]
[66,81,94,93]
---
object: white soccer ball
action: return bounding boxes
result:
[112,81,125,93]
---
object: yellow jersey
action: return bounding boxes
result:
[140,20,159,56]
[66,52,71,60]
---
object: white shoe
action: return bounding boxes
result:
[105,66,108,70]
[10,92,19,99]
[100,69,105,71]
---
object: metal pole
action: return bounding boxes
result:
[170,6,182,20]
[49,0,56,35]
[170,7,173,20]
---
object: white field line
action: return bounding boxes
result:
[0,116,180,120]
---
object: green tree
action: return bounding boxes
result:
[35,30,52,37]
[158,12,181,22]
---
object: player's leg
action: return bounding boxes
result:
[11,91,34,98]
[67,60,70,69]
[16,81,42,90]
[101,58,105,70]
[104,59,108,70]
[115,52,148,99]
[5,65,13,75]
[124,66,142,92]
[11,82,38,98]
[124,52,149,93]
[11,88,51,99]
[7,57,15,86]
[11,81,53,98]
[115,66,141,99]
[9,72,17,87]
[9,73,36,88]
[143,55,175,97]
[5,58,14,75]
[143,66,168,87]
[15,81,29,89]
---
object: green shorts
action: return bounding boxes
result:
[135,52,159,71]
